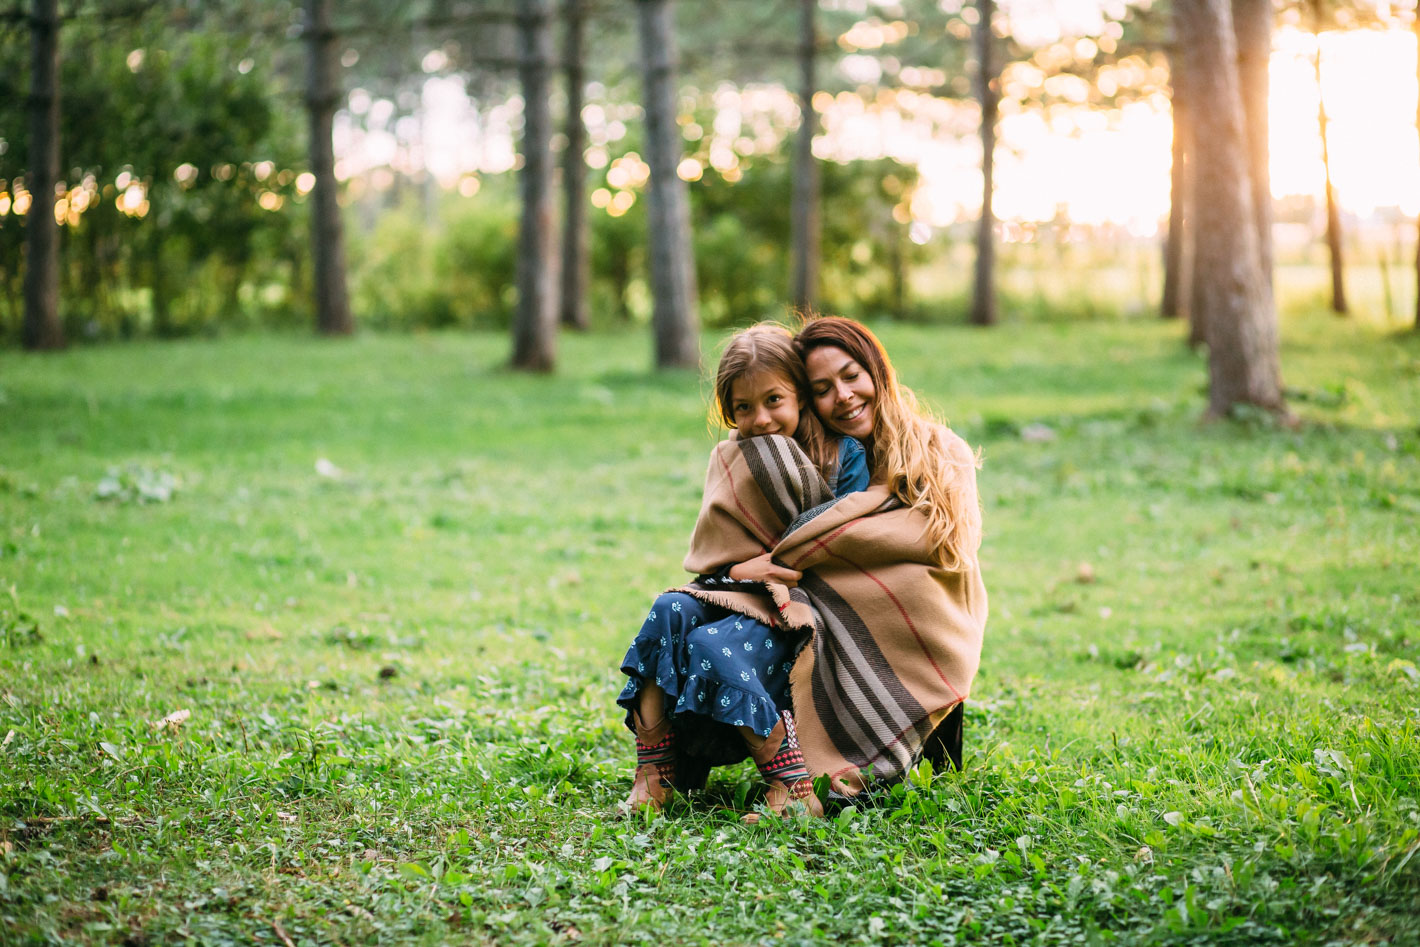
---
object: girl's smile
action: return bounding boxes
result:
[730,371,801,437]
[805,345,876,440]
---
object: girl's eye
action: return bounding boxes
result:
[845,372,859,381]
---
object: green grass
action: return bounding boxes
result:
[1,314,1418,945]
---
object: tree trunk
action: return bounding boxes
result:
[1233,0,1272,300]
[789,0,820,311]
[558,0,590,330]
[22,0,64,351]
[512,0,559,371]
[150,224,172,335]
[969,0,998,327]
[635,0,700,369]
[1174,0,1285,418]
[304,0,354,336]
[1311,4,1347,315]
[1162,43,1193,323]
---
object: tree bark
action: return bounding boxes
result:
[1311,3,1347,315]
[1233,0,1272,300]
[558,0,590,330]
[304,0,354,336]
[969,0,998,327]
[512,0,559,370]
[635,0,700,369]
[1162,43,1193,324]
[22,0,64,351]
[789,0,820,312]
[1174,0,1285,418]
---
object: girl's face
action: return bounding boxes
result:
[805,345,877,440]
[729,371,801,438]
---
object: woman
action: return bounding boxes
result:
[779,315,986,792]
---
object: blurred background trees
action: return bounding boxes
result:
[3,0,1419,408]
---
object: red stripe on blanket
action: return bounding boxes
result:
[717,446,774,552]
[798,526,964,702]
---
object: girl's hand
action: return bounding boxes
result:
[728,554,803,587]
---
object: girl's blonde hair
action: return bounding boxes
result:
[794,316,982,572]
[714,323,835,474]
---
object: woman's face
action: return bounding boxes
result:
[805,345,876,440]
[729,370,801,438]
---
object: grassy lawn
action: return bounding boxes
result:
[1,315,1418,945]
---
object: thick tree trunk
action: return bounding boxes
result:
[969,0,998,327]
[22,0,64,351]
[635,0,700,369]
[1311,5,1347,316]
[1174,0,1285,418]
[789,0,820,311]
[558,0,590,330]
[1162,43,1193,323]
[1233,0,1272,299]
[304,0,354,336]
[513,0,559,370]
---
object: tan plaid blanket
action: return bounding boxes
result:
[677,433,987,795]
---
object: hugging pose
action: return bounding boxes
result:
[616,316,988,819]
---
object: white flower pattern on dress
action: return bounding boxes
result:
[721,647,732,657]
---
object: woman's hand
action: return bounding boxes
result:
[728,553,803,587]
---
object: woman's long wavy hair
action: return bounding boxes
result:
[713,323,836,474]
[794,316,982,571]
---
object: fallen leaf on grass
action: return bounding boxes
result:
[1076,562,1095,584]
[245,623,283,641]
[153,709,190,731]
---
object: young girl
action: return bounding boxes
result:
[617,324,867,816]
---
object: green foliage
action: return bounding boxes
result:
[347,190,519,331]
[0,13,304,342]
[688,151,925,326]
[0,314,1417,943]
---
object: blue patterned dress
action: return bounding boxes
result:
[616,437,868,766]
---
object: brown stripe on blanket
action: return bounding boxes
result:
[797,572,935,772]
[739,435,833,527]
